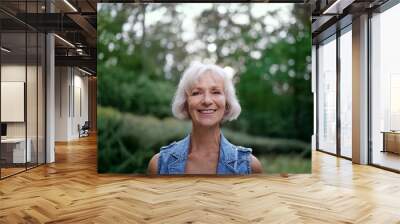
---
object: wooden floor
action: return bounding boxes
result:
[373,150,400,171]
[1,163,45,178]
[1,135,400,223]
[1,167,26,178]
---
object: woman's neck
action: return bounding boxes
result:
[189,124,221,154]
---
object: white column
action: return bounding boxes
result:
[46,32,55,163]
[352,14,369,164]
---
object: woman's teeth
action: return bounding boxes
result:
[198,109,216,114]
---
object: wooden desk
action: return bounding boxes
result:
[381,131,400,154]
[1,138,31,163]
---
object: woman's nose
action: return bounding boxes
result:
[202,92,212,105]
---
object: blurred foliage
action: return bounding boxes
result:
[222,129,310,157]
[98,106,191,173]
[98,106,310,173]
[97,3,312,173]
[258,154,311,173]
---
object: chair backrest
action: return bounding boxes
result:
[82,121,90,129]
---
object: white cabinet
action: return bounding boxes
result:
[1,138,32,163]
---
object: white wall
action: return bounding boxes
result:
[1,65,25,81]
[1,65,26,133]
[55,67,89,141]
[1,65,39,138]
[55,66,69,141]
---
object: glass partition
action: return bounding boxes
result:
[317,35,337,154]
[38,32,45,165]
[371,3,400,171]
[27,30,38,169]
[26,0,46,169]
[1,30,28,177]
[0,1,46,179]
[339,27,352,158]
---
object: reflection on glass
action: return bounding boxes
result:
[340,28,352,158]
[318,36,337,154]
[1,31,27,177]
[371,4,400,171]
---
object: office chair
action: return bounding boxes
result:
[79,121,90,138]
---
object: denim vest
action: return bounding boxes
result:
[158,133,252,175]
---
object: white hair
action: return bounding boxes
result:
[171,62,241,122]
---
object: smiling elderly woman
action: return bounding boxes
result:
[147,62,262,175]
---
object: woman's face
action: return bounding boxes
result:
[187,72,226,128]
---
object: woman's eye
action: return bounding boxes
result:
[213,91,221,94]
[191,92,200,96]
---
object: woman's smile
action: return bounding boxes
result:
[198,109,217,114]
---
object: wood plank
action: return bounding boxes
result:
[0,135,399,223]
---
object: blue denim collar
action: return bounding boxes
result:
[219,133,237,173]
[167,133,237,174]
